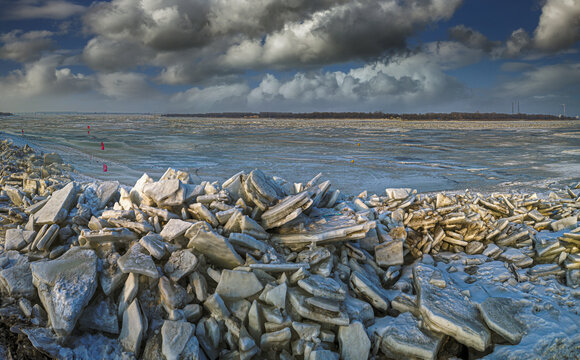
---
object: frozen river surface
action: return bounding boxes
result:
[1,114,579,195]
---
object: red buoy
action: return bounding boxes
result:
[103,163,108,172]
[101,142,104,150]
[21,129,24,135]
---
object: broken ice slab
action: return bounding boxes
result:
[271,222,376,251]
[379,312,445,360]
[185,221,244,269]
[79,227,138,245]
[414,263,491,352]
[30,247,98,337]
[34,182,77,225]
[287,287,349,326]
[477,297,526,345]
[249,263,310,272]
[261,191,312,229]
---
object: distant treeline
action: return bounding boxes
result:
[163,112,576,121]
[0,112,12,116]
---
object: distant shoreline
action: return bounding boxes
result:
[162,111,578,121]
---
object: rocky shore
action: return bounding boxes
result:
[0,138,579,359]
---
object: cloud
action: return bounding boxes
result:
[448,25,499,53]
[500,62,535,72]
[82,37,154,72]
[171,83,251,112]
[534,0,580,52]
[0,54,92,97]
[219,0,463,69]
[501,63,580,97]
[172,49,467,112]
[0,30,54,62]
[450,0,580,59]
[82,0,463,80]
[449,25,533,59]
[1,0,86,20]
[97,72,157,99]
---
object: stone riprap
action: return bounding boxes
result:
[0,139,580,359]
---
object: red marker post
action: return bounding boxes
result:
[88,125,90,136]
[21,129,24,135]
[103,163,108,172]
[101,142,104,150]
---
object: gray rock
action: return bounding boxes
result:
[338,321,371,360]
[164,250,198,282]
[185,222,244,269]
[477,297,526,345]
[117,244,159,278]
[216,270,264,299]
[30,247,98,337]
[34,182,77,225]
[119,299,146,355]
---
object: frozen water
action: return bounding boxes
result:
[1,114,579,194]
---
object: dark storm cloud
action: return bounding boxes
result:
[81,0,463,81]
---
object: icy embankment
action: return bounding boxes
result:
[0,139,579,359]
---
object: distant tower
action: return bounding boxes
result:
[512,102,514,114]
[561,104,567,117]
[517,100,520,114]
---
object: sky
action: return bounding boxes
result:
[0,0,579,115]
